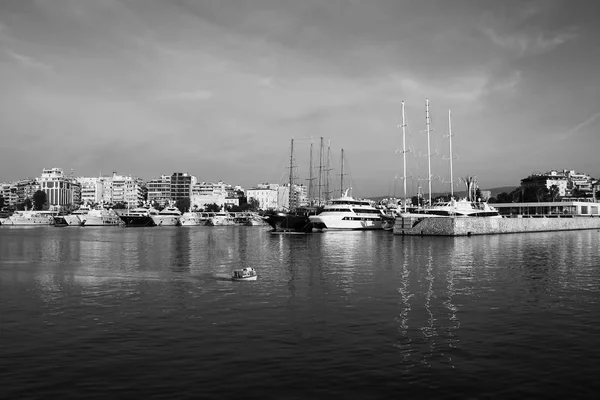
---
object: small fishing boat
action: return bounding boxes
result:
[232,267,258,281]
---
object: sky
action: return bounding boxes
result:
[1,0,599,198]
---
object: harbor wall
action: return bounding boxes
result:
[393,216,600,236]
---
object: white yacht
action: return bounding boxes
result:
[180,211,212,226]
[207,211,235,226]
[3,210,57,225]
[399,198,502,218]
[150,206,182,226]
[62,206,90,226]
[82,206,122,226]
[309,190,385,230]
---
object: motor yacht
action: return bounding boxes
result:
[150,206,182,226]
[309,190,384,231]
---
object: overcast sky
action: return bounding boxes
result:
[1,0,599,197]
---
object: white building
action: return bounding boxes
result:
[101,172,144,206]
[77,177,105,205]
[190,181,227,210]
[40,167,80,208]
[246,183,279,210]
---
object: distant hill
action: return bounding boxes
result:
[370,186,519,201]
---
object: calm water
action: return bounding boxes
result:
[1,226,600,399]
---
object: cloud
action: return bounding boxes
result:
[483,27,578,57]
[561,111,600,140]
[157,90,213,101]
[6,48,53,70]
[391,68,521,106]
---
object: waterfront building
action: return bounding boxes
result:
[493,200,600,217]
[521,169,596,199]
[564,169,595,196]
[77,177,105,206]
[224,197,240,208]
[16,179,40,204]
[40,168,81,208]
[246,183,279,210]
[521,170,568,197]
[101,172,144,206]
[190,181,227,210]
[147,175,172,207]
[277,183,308,211]
[171,172,196,201]
[0,182,18,207]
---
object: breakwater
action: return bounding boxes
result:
[394,215,600,236]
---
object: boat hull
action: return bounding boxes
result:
[82,216,121,226]
[53,216,82,226]
[231,276,258,281]
[151,216,181,226]
[309,215,382,230]
[3,216,54,225]
[119,215,156,227]
[265,214,314,233]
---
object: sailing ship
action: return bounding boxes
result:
[265,138,314,233]
[395,100,501,226]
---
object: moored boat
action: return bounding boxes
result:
[231,267,258,281]
[2,210,57,226]
[207,211,235,226]
[150,206,182,226]
[82,206,122,226]
[119,207,157,227]
[265,208,314,233]
[309,190,384,231]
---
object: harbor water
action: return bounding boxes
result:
[1,226,600,398]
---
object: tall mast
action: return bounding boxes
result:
[401,101,407,212]
[318,137,324,206]
[308,141,314,206]
[340,148,345,197]
[448,109,454,198]
[289,138,294,210]
[425,98,432,207]
[325,139,332,201]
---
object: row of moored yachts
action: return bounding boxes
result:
[0,206,269,227]
[1,194,502,230]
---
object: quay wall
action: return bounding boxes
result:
[393,216,600,236]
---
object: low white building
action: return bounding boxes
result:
[246,183,279,210]
[190,181,227,210]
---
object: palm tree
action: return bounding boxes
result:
[460,175,478,201]
[549,185,560,202]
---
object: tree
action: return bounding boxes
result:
[0,194,5,210]
[494,192,513,203]
[175,197,190,213]
[205,203,221,212]
[548,185,560,202]
[248,198,260,211]
[32,190,47,210]
[460,175,478,201]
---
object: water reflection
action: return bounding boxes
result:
[2,226,600,396]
